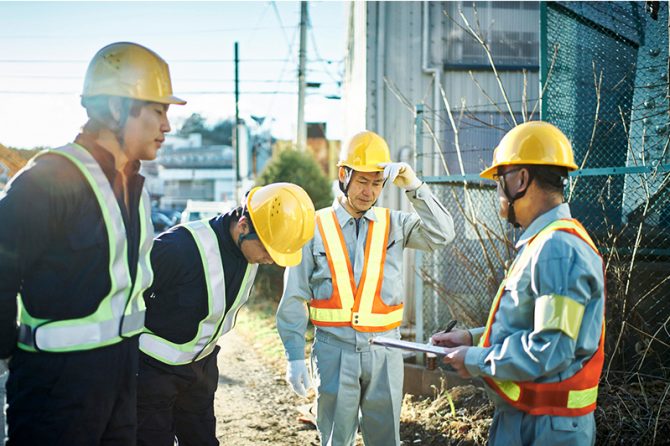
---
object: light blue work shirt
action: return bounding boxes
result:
[464,203,605,445]
[277,183,455,360]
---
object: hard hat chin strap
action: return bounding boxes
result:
[236,209,260,250]
[237,231,259,250]
[113,107,130,148]
[82,96,134,149]
[339,166,388,196]
[500,173,533,229]
[338,167,353,196]
[112,98,141,150]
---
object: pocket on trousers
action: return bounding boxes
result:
[542,414,594,446]
[549,415,582,432]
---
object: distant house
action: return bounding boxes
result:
[151,123,274,209]
[149,133,237,209]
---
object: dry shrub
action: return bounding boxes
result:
[400,383,493,446]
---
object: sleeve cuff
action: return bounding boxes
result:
[469,327,485,346]
[464,346,487,377]
[285,346,306,361]
[405,181,427,199]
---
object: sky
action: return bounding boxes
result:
[0,1,346,149]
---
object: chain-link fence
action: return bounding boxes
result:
[416,1,669,377]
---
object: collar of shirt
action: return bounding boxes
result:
[211,208,245,260]
[74,133,142,182]
[332,196,380,228]
[515,202,572,249]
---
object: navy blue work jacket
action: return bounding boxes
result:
[0,134,145,358]
[143,209,249,344]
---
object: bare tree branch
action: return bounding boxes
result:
[458,4,517,125]
[529,43,560,121]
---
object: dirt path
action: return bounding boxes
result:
[214,329,320,446]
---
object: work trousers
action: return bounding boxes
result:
[312,331,404,446]
[137,346,220,446]
[6,336,139,446]
[488,407,596,446]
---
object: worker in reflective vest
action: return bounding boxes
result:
[0,42,185,445]
[137,183,315,446]
[277,131,455,446]
[432,121,606,446]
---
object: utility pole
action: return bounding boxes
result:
[296,1,308,151]
[234,41,241,202]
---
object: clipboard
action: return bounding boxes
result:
[369,336,449,356]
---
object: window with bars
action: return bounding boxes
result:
[445,1,539,68]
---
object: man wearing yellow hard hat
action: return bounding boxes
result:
[0,42,185,444]
[277,131,455,445]
[433,121,605,446]
[137,182,315,446]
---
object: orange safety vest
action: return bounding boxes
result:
[480,218,605,417]
[308,207,404,332]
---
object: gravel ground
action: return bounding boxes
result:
[214,329,321,446]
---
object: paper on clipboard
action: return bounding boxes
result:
[369,337,449,356]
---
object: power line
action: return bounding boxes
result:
[262,1,302,125]
[0,90,342,96]
[272,0,297,64]
[0,74,341,84]
[240,1,273,51]
[308,22,343,86]
[0,58,293,64]
[0,25,304,40]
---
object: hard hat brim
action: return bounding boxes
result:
[479,160,579,180]
[161,95,187,105]
[80,93,187,106]
[336,161,384,173]
[479,165,497,180]
[266,245,302,267]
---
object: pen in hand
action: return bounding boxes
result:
[427,320,458,346]
[425,320,458,370]
[441,319,458,334]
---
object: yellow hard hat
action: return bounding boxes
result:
[480,121,578,180]
[246,183,315,267]
[337,131,391,172]
[82,42,186,105]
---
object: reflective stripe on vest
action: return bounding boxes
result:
[480,219,605,416]
[17,143,153,352]
[309,207,403,332]
[140,220,258,365]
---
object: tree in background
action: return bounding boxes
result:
[177,113,207,137]
[178,113,234,146]
[255,149,333,210]
[252,149,334,302]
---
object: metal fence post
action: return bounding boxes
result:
[539,1,548,119]
[414,104,425,364]
[414,104,424,177]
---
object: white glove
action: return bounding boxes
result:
[379,162,422,191]
[285,359,312,397]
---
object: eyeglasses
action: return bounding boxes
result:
[492,167,522,187]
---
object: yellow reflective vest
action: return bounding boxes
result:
[308,207,403,332]
[480,218,605,416]
[140,219,258,365]
[17,143,153,352]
